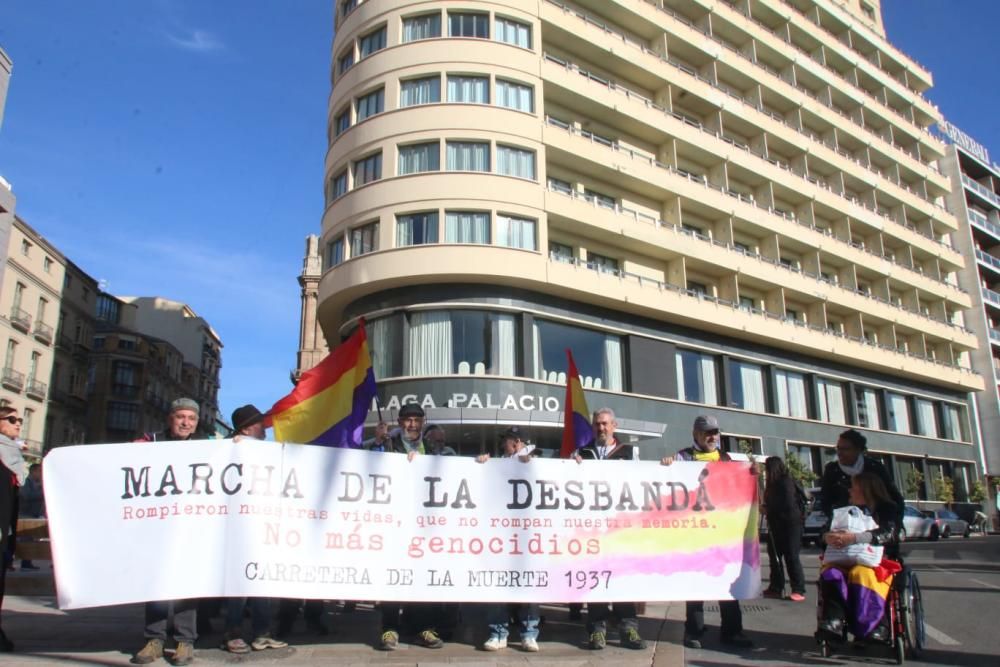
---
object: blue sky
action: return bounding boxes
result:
[0,1,997,428]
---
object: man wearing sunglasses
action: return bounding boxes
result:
[0,405,27,652]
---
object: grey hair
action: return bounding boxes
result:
[592,407,616,421]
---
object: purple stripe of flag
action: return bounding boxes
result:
[311,367,377,448]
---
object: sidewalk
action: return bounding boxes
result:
[1,597,688,666]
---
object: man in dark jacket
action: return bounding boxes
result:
[574,408,646,650]
[661,415,754,650]
[819,429,904,529]
[131,398,200,666]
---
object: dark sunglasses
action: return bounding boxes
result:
[3,416,23,425]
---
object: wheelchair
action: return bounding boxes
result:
[815,561,926,664]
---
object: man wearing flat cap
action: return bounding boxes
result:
[661,415,754,650]
[367,403,432,455]
[132,398,201,665]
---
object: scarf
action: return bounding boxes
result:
[838,454,865,478]
[0,434,27,485]
[691,440,721,462]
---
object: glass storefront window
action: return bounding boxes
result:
[406,310,517,376]
[532,319,624,391]
[675,349,718,405]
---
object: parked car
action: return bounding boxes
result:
[922,508,971,539]
[901,505,935,541]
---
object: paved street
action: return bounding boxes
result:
[1,536,997,665]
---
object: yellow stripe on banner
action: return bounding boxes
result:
[273,359,367,443]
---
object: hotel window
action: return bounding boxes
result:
[341,0,358,18]
[496,145,535,179]
[338,49,355,75]
[334,108,351,136]
[584,188,615,209]
[914,398,937,437]
[448,12,488,38]
[496,215,536,250]
[676,349,718,405]
[400,76,441,106]
[350,221,379,257]
[353,153,382,186]
[548,177,572,194]
[774,368,807,418]
[816,377,846,424]
[355,87,384,121]
[27,352,40,383]
[358,26,386,59]
[366,316,402,378]
[854,385,881,429]
[330,170,348,200]
[587,252,618,274]
[4,339,16,370]
[446,141,489,172]
[407,310,517,377]
[940,403,965,441]
[446,75,489,103]
[728,360,765,412]
[739,296,756,311]
[887,392,911,434]
[687,281,708,296]
[327,237,345,267]
[494,16,531,48]
[43,257,52,273]
[402,13,442,42]
[533,319,624,391]
[398,142,440,175]
[397,212,439,246]
[21,240,31,256]
[550,241,573,262]
[495,79,533,112]
[106,402,139,432]
[444,211,490,244]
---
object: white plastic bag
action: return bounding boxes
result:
[824,506,884,567]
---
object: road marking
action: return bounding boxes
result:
[923,622,960,646]
[970,578,1000,590]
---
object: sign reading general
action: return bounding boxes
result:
[45,441,761,609]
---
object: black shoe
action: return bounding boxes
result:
[683,634,702,649]
[815,619,844,643]
[720,632,753,648]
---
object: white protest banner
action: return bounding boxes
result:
[44,440,761,609]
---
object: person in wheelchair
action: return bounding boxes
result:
[817,472,900,646]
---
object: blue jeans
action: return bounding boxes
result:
[487,603,539,640]
[225,597,271,638]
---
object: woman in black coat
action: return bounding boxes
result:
[762,457,806,601]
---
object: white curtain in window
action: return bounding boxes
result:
[408,312,451,375]
[915,399,936,437]
[496,80,532,111]
[818,378,846,424]
[775,369,807,417]
[400,77,440,106]
[532,322,544,380]
[398,143,439,174]
[496,215,536,250]
[603,335,623,391]
[396,217,416,247]
[446,142,489,171]
[445,212,489,243]
[888,393,911,433]
[494,17,530,47]
[942,404,960,440]
[738,362,765,412]
[490,314,516,376]
[496,146,535,179]
[367,318,392,379]
[861,388,881,429]
[700,355,718,405]
[403,14,441,41]
[447,76,488,103]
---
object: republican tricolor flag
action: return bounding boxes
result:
[267,321,377,447]
[560,349,594,458]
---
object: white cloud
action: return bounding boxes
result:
[165,29,223,53]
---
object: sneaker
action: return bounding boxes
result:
[720,632,754,648]
[251,634,288,650]
[379,630,399,651]
[222,637,251,654]
[171,641,195,666]
[130,639,164,665]
[762,589,783,599]
[788,593,806,602]
[588,631,606,650]
[521,637,539,652]
[683,634,702,649]
[416,630,444,649]
[482,636,507,651]
[622,627,646,650]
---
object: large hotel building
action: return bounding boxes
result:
[310,0,987,503]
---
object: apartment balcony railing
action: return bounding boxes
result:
[989,329,1000,344]
[968,209,1000,239]
[1,367,25,392]
[33,320,54,345]
[545,122,972,332]
[542,50,955,253]
[962,175,1000,209]
[25,378,47,401]
[549,255,974,374]
[982,287,1000,309]
[9,307,31,333]
[975,249,1000,273]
